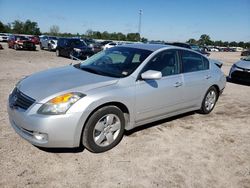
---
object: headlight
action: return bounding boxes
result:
[73,48,81,52]
[38,92,85,115]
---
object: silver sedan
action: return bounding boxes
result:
[8,44,226,153]
[229,56,250,83]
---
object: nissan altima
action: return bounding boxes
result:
[8,44,226,153]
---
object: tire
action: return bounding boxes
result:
[48,44,51,51]
[14,44,18,50]
[82,106,125,153]
[56,49,60,57]
[40,44,44,50]
[199,86,218,114]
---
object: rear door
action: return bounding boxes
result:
[179,50,210,108]
[135,49,184,122]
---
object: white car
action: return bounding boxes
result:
[0,33,9,42]
[103,42,118,50]
[210,48,219,52]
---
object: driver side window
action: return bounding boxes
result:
[143,50,180,77]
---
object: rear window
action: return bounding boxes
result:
[181,50,209,73]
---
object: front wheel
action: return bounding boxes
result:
[48,44,52,51]
[199,86,218,114]
[82,106,125,153]
[14,44,19,50]
[56,49,60,56]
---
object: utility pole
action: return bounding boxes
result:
[138,9,142,38]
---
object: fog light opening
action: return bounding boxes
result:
[33,132,48,141]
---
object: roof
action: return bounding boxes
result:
[120,43,172,52]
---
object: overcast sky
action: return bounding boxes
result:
[0,0,249,42]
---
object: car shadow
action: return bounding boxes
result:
[226,76,250,86]
[125,111,195,136]
[36,145,85,153]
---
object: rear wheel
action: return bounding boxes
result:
[199,86,218,114]
[82,106,125,153]
[40,44,44,50]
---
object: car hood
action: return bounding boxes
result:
[17,65,118,102]
[235,60,250,69]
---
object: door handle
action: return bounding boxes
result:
[205,75,211,79]
[174,82,182,87]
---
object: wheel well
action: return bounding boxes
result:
[79,102,130,146]
[212,84,220,95]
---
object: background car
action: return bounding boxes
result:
[82,38,102,53]
[209,47,220,52]
[8,34,36,50]
[165,42,210,56]
[0,33,9,42]
[229,56,250,83]
[56,38,94,59]
[8,44,226,153]
[103,42,118,50]
[241,50,250,56]
[28,35,40,45]
[40,35,58,51]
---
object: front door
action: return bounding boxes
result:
[135,49,184,123]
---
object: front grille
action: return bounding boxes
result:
[9,88,35,110]
[23,42,33,47]
[231,70,250,82]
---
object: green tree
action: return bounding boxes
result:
[186,38,197,44]
[198,34,212,45]
[12,20,24,34]
[127,33,140,41]
[23,19,41,35]
[229,41,237,47]
[141,37,148,43]
[238,41,245,48]
[214,40,223,46]
[12,19,41,35]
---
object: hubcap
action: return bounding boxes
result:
[93,114,121,147]
[205,90,216,111]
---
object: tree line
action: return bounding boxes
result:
[1,19,249,48]
[187,34,250,48]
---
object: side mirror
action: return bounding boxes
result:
[141,70,162,80]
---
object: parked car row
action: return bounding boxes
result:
[165,42,211,56]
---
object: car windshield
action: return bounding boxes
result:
[78,47,152,78]
[16,36,28,40]
[49,37,57,40]
[71,40,86,47]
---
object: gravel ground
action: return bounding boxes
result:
[0,42,250,188]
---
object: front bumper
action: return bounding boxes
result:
[17,43,36,50]
[7,104,87,148]
[229,66,250,83]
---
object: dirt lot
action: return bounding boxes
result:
[0,42,250,188]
